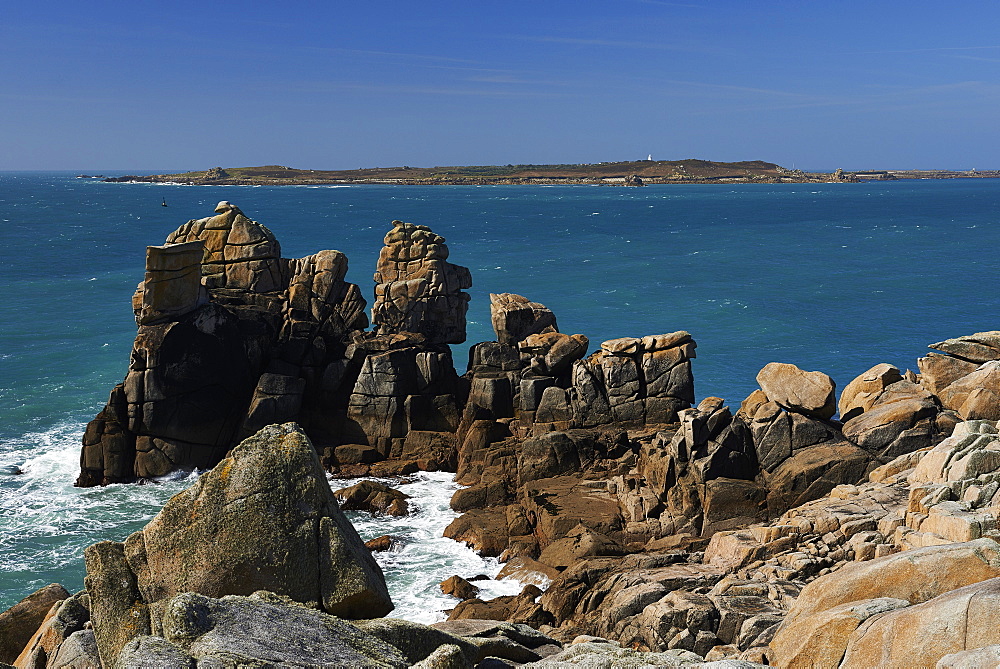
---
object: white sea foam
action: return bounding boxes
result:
[0,421,195,604]
[0,423,527,618]
[333,471,525,623]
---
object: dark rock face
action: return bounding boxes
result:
[84,423,392,666]
[78,205,468,486]
[572,333,696,427]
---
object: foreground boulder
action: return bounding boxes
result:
[84,423,392,667]
[117,592,409,668]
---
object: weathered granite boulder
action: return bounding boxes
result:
[84,423,392,667]
[448,585,550,630]
[135,240,207,325]
[768,597,910,668]
[343,335,464,450]
[519,332,589,377]
[901,420,1000,547]
[918,332,1000,419]
[840,578,1000,668]
[756,362,836,420]
[628,398,762,538]
[841,376,956,460]
[918,352,980,396]
[938,360,1000,420]
[738,392,843,474]
[490,293,557,346]
[164,201,283,293]
[371,220,472,344]
[776,537,1000,632]
[764,441,875,516]
[0,583,69,664]
[839,363,904,422]
[929,331,1000,364]
[333,479,410,516]
[441,575,480,600]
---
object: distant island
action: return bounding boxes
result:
[102,160,1000,186]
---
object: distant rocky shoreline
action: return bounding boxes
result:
[6,202,1000,666]
[98,160,1000,187]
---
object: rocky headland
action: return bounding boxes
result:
[7,202,1000,667]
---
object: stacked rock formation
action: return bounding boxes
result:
[371,220,472,344]
[77,207,470,486]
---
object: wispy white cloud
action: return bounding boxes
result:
[635,0,707,8]
[845,45,1000,56]
[465,74,573,86]
[507,34,688,51]
[303,46,481,65]
[947,54,1000,63]
[269,80,572,99]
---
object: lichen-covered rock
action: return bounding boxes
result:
[0,583,69,664]
[522,640,703,667]
[371,220,472,344]
[160,592,408,667]
[48,629,102,669]
[118,635,195,668]
[351,617,479,666]
[85,423,392,666]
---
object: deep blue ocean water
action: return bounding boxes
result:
[2,172,999,614]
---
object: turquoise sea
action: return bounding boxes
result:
[2,173,999,614]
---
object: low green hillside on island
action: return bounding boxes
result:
[103,161,997,186]
[105,159,815,185]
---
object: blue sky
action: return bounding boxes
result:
[2,1,999,171]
